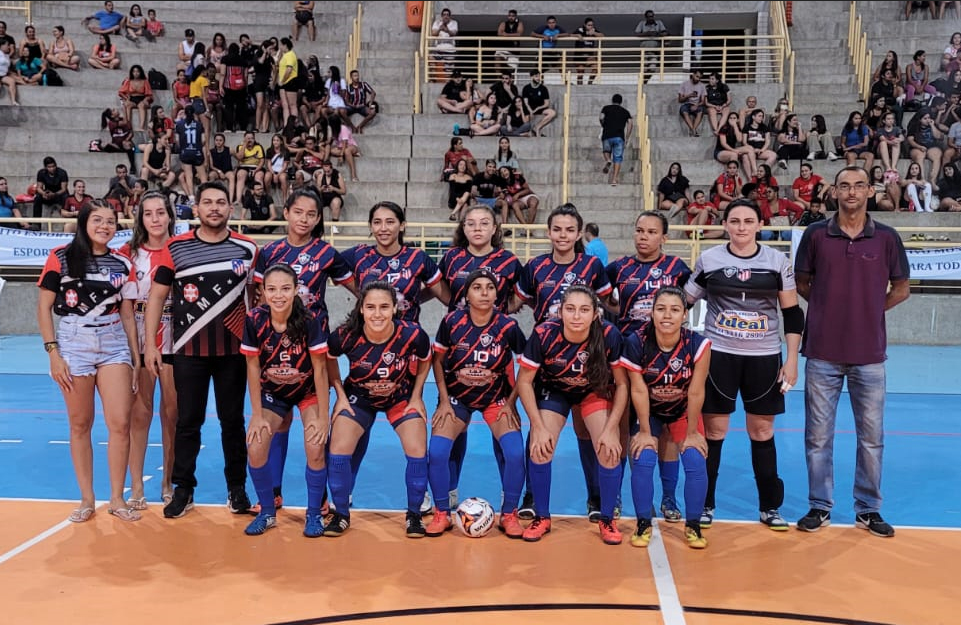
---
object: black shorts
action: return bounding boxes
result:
[180,152,204,166]
[702,350,784,416]
[295,10,313,25]
[320,192,342,207]
[281,80,300,92]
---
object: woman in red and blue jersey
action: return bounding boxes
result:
[621,286,711,549]
[516,285,628,545]
[325,281,433,538]
[606,210,691,524]
[240,264,330,537]
[425,269,527,538]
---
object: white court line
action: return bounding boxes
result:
[0,503,104,566]
[0,439,22,443]
[647,521,686,625]
[48,441,69,445]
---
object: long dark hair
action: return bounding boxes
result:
[66,199,113,279]
[639,286,688,361]
[811,114,828,134]
[547,203,585,254]
[129,190,175,254]
[283,187,325,239]
[367,201,406,246]
[451,204,503,248]
[263,264,309,343]
[560,285,610,397]
[842,110,863,134]
[340,280,396,339]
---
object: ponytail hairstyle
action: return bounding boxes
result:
[547,202,585,254]
[560,284,610,397]
[635,210,669,235]
[340,280,397,341]
[641,285,688,361]
[451,203,503,249]
[463,267,499,304]
[129,190,175,254]
[284,187,325,239]
[66,199,113,279]
[367,201,406,246]
[263,264,308,343]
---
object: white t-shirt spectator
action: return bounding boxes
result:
[432,17,459,52]
[0,48,10,78]
[948,121,961,147]
[326,78,348,109]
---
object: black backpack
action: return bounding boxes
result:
[43,68,63,86]
[148,68,168,91]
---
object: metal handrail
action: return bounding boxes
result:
[848,2,873,102]
[0,1,30,24]
[345,2,363,72]
[562,72,571,203]
[769,1,796,106]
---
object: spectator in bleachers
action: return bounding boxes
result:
[759,185,803,240]
[140,134,176,191]
[494,10,525,75]
[47,26,80,72]
[686,190,723,238]
[942,32,961,73]
[583,223,609,264]
[806,114,838,161]
[0,177,29,228]
[87,33,119,70]
[220,44,248,132]
[205,66,223,136]
[678,70,706,137]
[522,70,556,136]
[494,137,521,171]
[840,110,875,170]
[252,41,275,133]
[436,70,471,114]
[446,158,473,221]
[574,18,603,86]
[283,114,308,148]
[461,77,483,111]
[472,159,508,215]
[0,20,14,47]
[277,38,300,126]
[124,4,146,45]
[176,107,207,199]
[125,179,147,218]
[488,70,519,110]
[714,112,747,170]
[946,112,961,161]
[870,165,901,211]
[737,95,759,127]
[344,70,378,133]
[769,97,791,132]
[600,93,633,186]
[293,135,325,189]
[430,7,458,73]
[170,69,190,118]
[33,156,69,220]
[108,163,137,196]
[931,70,961,100]
[317,160,347,229]
[711,160,742,212]
[635,10,668,55]
[797,194,827,226]
[292,1,316,42]
[145,9,165,41]
[704,72,731,136]
[176,29,197,74]
[905,50,938,105]
[500,165,539,226]
[940,1,961,18]
[242,180,278,234]
[531,16,570,72]
[299,63,329,126]
[904,1,938,20]
[775,114,807,169]
[791,162,824,211]
[470,92,502,137]
[752,163,778,200]
[207,132,236,201]
[235,131,266,203]
[119,65,154,132]
[863,95,889,132]
[325,65,348,122]
[742,109,777,176]
[443,136,477,179]
[82,1,124,36]
[207,33,228,76]
[906,109,944,184]
[263,134,291,201]
[870,68,903,125]
[19,24,46,62]
[901,161,933,211]
[501,94,532,136]
[872,51,903,97]
[876,110,905,174]
[657,162,691,215]
[12,49,44,86]
[936,162,961,210]
[328,115,360,181]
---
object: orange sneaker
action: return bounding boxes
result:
[498,510,524,539]
[522,516,552,542]
[598,517,623,545]
[425,510,452,537]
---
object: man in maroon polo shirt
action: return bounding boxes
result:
[793,166,910,538]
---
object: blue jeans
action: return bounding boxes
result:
[804,358,886,514]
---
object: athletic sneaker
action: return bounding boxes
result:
[630,518,653,548]
[660,497,682,523]
[587,498,602,523]
[163,487,194,519]
[522,516,552,542]
[303,513,325,538]
[855,512,895,538]
[684,522,708,549]
[248,494,283,516]
[498,510,524,539]
[244,512,276,536]
[598,518,623,545]
[518,492,535,521]
[324,512,350,537]
[406,511,427,538]
[760,509,789,531]
[699,507,714,529]
[777,159,788,170]
[796,508,831,532]
[425,511,453,537]
[420,492,433,515]
[227,489,252,515]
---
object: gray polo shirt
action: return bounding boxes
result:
[794,214,910,365]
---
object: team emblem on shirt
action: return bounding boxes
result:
[722,266,752,282]
[298,253,311,265]
[669,357,683,372]
[65,289,78,308]
[650,268,662,279]
[232,259,247,276]
[109,272,125,289]
[382,352,395,365]
[563,271,577,284]
[183,283,199,303]
[480,334,493,347]
[577,351,589,363]
[388,258,400,270]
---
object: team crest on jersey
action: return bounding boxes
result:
[183,283,199,303]
[382,352,395,365]
[99,266,109,275]
[65,289,78,308]
[650,268,662,279]
[388,258,400,270]
[480,334,493,347]
[298,253,311,265]
[563,271,577,284]
[109,272,125,289]
[669,357,683,372]
[281,335,291,348]
[232,259,247,276]
[577,351,589,363]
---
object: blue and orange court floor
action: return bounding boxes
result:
[0,336,958,625]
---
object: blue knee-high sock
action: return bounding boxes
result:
[528,459,552,518]
[659,458,680,503]
[249,462,276,516]
[428,435,454,513]
[523,431,533,495]
[405,454,429,514]
[328,454,352,517]
[491,434,506,482]
[681,447,708,525]
[630,448,658,521]
[305,465,328,516]
[448,430,468,492]
[269,430,291,494]
[496,430,524,514]
[350,428,371,492]
[598,463,624,520]
[577,437,600,503]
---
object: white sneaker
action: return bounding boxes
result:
[420,491,433,514]
[777,159,788,170]
[806,152,816,160]
[827,152,839,161]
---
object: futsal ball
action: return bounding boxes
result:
[453,497,495,538]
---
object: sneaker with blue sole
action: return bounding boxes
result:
[244,512,276,536]
[303,513,325,538]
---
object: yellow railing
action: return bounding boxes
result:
[848,1,873,102]
[345,3,363,73]
[636,60,653,211]
[420,1,435,61]
[420,35,790,85]
[769,0,796,107]
[413,51,422,113]
[0,1,30,24]
[562,72,571,204]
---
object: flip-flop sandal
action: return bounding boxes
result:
[68,507,96,523]
[126,497,148,511]
[108,507,142,522]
